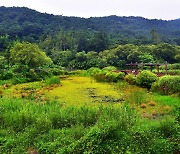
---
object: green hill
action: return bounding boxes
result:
[0,6,180,45]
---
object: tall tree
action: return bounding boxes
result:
[150,29,161,44]
[90,32,110,52]
[10,42,52,69]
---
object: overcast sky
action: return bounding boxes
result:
[0,0,179,20]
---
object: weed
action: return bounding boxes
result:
[127,90,149,105]
[44,76,60,86]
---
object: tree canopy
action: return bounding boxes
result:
[10,42,52,68]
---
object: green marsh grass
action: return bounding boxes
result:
[44,76,60,86]
[0,97,179,153]
[1,76,180,153]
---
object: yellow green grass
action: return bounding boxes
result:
[2,76,179,117]
[1,76,179,153]
[47,76,123,107]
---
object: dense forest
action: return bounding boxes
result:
[0,7,179,78]
[0,7,180,71]
[0,6,180,46]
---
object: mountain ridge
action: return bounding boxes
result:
[1,6,179,21]
[0,6,180,45]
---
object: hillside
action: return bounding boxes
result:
[0,6,180,45]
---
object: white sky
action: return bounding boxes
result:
[0,0,180,20]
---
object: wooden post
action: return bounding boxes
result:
[157,65,159,73]
[150,65,153,72]
[135,62,138,73]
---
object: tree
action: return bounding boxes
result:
[139,53,155,63]
[10,42,52,69]
[152,43,177,63]
[150,29,161,44]
[127,51,142,63]
[0,35,12,52]
[90,32,110,52]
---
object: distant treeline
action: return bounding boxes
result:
[0,7,179,73]
[0,6,180,47]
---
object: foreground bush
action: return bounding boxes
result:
[102,66,117,72]
[87,67,101,76]
[0,97,179,153]
[152,75,180,95]
[124,74,136,85]
[160,63,180,70]
[93,71,125,82]
[136,70,158,89]
[0,65,64,84]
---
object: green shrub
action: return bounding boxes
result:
[156,69,180,75]
[102,66,117,72]
[136,70,158,89]
[0,70,14,80]
[160,63,180,70]
[26,69,40,82]
[50,67,64,76]
[87,67,101,76]
[151,75,180,95]
[92,71,106,82]
[124,74,136,85]
[168,69,180,75]
[105,72,125,82]
[12,77,28,84]
[69,70,87,76]
[45,76,60,86]
[93,71,125,82]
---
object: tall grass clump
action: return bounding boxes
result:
[44,76,60,86]
[151,75,180,95]
[136,70,158,89]
[127,90,149,105]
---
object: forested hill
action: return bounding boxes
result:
[0,6,180,45]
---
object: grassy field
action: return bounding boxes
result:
[47,77,124,106]
[0,76,179,153]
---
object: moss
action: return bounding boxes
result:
[47,77,123,106]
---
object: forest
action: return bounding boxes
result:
[0,6,180,154]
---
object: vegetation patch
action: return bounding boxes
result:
[46,77,123,106]
[152,75,180,95]
[136,70,158,89]
[44,76,61,86]
[0,97,179,153]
